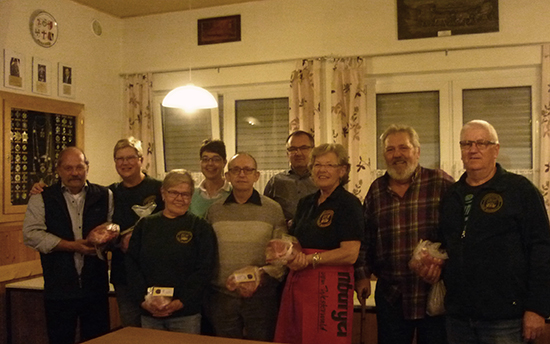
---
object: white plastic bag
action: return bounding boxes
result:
[426,280,446,316]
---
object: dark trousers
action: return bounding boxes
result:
[375,292,447,344]
[44,294,110,344]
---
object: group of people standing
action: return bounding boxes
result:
[23,119,550,344]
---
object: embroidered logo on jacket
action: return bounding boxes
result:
[480,193,503,213]
[176,231,193,243]
[317,210,334,228]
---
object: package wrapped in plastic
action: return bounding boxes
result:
[87,222,120,245]
[226,266,262,298]
[265,235,302,265]
[408,239,448,273]
[426,280,446,316]
[86,222,120,260]
[144,286,173,309]
[409,239,448,316]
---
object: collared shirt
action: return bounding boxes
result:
[23,182,114,275]
[356,166,453,319]
[189,179,231,218]
[223,188,262,206]
[263,169,318,221]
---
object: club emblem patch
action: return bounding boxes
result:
[480,193,503,213]
[317,210,334,228]
[176,231,193,244]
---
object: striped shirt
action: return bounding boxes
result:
[355,166,453,319]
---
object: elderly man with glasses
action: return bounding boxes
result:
[205,152,287,342]
[438,120,550,344]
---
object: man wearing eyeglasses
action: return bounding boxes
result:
[205,152,287,341]
[264,130,318,225]
[438,120,550,343]
[189,139,231,218]
[355,124,454,344]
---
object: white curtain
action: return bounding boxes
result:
[540,44,550,212]
[331,57,373,200]
[289,59,322,139]
[124,73,156,176]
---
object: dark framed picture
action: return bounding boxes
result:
[397,0,499,40]
[198,15,241,45]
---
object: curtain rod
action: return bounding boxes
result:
[120,41,550,77]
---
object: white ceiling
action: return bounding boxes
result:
[70,0,263,18]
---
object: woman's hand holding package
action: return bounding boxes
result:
[287,251,309,271]
[265,237,302,265]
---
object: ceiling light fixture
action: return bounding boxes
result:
[162,84,218,112]
[161,0,218,113]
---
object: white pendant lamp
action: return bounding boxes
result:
[162,84,218,112]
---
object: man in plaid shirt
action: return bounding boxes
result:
[355,124,454,344]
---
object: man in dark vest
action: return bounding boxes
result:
[23,146,113,344]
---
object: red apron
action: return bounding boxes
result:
[274,248,354,344]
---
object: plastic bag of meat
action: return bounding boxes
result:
[408,239,448,274]
[226,266,262,298]
[265,235,302,265]
[87,222,120,245]
[87,222,120,260]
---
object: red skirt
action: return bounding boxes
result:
[274,248,355,344]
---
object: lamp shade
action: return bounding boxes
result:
[162,84,218,112]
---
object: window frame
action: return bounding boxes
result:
[367,66,539,181]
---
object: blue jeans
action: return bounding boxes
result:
[446,316,523,344]
[114,283,142,327]
[141,313,201,334]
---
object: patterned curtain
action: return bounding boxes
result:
[289,59,322,139]
[331,57,372,200]
[540,44,550,212]
[124,73,156,176]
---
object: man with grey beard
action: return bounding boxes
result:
[354,125,454,344]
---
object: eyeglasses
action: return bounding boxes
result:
[165,190,192,199]
[228,167,256,175]
[459,140,497,151]
[287,146,312,154]
[200,156,224,164]
[312,163,341,170]
[115,155,139,163]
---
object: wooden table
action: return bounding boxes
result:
[82,327,281,344]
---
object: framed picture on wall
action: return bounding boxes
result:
[3,49,25,90]
[198,15,241,45]
[58,62,74,98]
[32,57,52,95]
[397,0,499,40]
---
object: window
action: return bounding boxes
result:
[162,107,212,172]
[371,68,538,181]
[155,84,289,190]
[376,91,440,169]
[463,87,532,170]
[235,97,289,170]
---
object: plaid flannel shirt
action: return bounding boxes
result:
[355,166,453,319]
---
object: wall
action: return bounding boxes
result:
[121,0,550,75]
[0,0,124,186]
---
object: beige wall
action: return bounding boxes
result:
[122,0,550,74]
